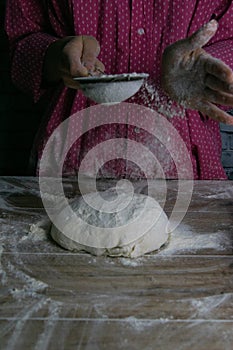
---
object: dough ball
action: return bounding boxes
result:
[50,189,170,258]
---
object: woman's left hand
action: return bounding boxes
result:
[161,19,233,124]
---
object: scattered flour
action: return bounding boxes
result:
[159,223,231,255]
[125,316,155,331]
[7,261,48,300]
[119,257,145,267]
[138,81,186,119]
[23,219,51,242]
[190,293,233,318]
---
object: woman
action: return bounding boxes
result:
[5,0,233,179]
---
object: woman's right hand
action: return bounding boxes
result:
[43,35,105,88]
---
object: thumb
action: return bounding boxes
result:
[62,36,89,77]
[187,19,218,50]
[81,35,101,71]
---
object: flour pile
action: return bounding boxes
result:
[50,189,170,258]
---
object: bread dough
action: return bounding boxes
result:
[50,190,170,258]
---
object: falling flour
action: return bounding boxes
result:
[138,81,186,119]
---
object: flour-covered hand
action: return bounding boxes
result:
[44,35,105,89]
[161,20,233,124]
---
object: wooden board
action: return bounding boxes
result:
[0,177,233,349]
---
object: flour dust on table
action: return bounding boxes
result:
[50,189,170,258]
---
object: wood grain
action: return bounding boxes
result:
[0,177,233,349]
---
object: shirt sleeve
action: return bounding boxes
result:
[4,0,67,102]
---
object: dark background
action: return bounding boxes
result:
[221,119,233,179]
[0,1,233,177]
[0,0,42,175]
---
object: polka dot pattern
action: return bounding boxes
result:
[5,0,233,179]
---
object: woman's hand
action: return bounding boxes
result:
[161,20,233,124]
[43,35,105,89]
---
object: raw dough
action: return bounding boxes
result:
[50,190,170,258]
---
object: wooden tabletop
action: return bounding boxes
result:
[0,177,233,350]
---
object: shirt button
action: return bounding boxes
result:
[137,28,145,35]
[134,127,140,134]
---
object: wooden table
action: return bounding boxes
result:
[0,177,233,349]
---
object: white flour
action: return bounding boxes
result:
[125,316,156,331]
[21,219,51,242]
[81,80,143,104]
[119,257,145,267]
[24,218,230,256]
[190,293,233,318]
[159,223,231,255]
[139,81,186,119]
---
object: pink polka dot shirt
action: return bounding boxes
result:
[5,0,233,179]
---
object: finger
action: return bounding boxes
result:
[93,59,105,75]
[203,87,233,106]
[62,72,82,89]
[188,19,218,50]
[81,35,101,72]
[198,100,233,125]
[62,37,89,77]
[163,20,218,59]
[204,57,233,83]
[205,74,233,93]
